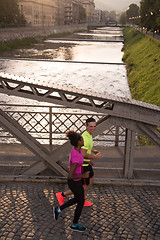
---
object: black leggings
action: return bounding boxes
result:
[60,179,84,224]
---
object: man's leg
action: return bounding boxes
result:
[84,176,94,199]
[82,165,94,206]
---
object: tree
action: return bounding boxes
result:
[126,4,139,20]
[108,11,116,21]
[79,5,86,23]
[154,0,160,30]
[140,0,158,31]
[119,12,127,25]
[156,16,160,30]
[0,0,26,27]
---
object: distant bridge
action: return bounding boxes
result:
[106,21,117,27]
[88,21,124,28]
[0,72,160,179]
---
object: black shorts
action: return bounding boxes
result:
[82,165,94,186]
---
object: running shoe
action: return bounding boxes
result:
[53,206,61,220]
[84,199,92,206]
[70,222,86,232]
[56,192,65,206]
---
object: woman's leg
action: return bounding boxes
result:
[59,179,78,211]
[60,197,76,211]
[54,179,84,225]
[60,179,84,224]
[68,179,84,224]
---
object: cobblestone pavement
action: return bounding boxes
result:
[0,181,160,240]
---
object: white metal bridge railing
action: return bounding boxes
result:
[0,104,153,147]
[0,104,125,146]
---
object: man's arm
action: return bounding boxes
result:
[91,148,100,154]
[81,148,102,165]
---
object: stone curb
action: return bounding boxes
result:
[0,175,160,186]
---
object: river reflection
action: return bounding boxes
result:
[43,40,124,63]
[0,26,131,103]
[1,38,124,63]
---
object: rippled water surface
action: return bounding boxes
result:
[0,27,131,105]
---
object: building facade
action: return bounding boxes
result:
[64,0,80,25]
[54,0,65,25]
[17,0,98,26]
[79,0,95,23]
[17,0,56,26]
[93,9,102,23]
[101,10,109,23]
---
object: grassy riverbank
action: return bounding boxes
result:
[122,27,160,106]
[0,32,73,53]
[0,37,38,52]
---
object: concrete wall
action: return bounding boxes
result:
[0,24,88,42]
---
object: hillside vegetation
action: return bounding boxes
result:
[122,27,160,106]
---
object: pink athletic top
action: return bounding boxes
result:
[69,147,83,181]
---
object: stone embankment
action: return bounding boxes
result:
[0,24,88,42]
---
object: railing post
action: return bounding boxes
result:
[115,126,119,147]
[123,129,135,179]
[49,106,52,146]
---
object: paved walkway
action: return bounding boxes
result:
[146,31,160,41]
[0,180,160,240]
[134,26,160,41]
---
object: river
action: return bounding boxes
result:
[0,26,131,105]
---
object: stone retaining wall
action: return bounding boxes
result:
[0,24,88,42]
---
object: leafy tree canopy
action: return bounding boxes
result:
[119,12,127,25]
[108,11,116,21]
[140,0,160,30]
[0,0,26,27]
[126,4,139,19]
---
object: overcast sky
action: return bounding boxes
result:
[94,0,140,12]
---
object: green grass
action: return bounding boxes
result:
[122,27,160,106]
[0,37,38,53]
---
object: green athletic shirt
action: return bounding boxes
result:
[81,130,93,166]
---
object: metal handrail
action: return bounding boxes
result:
[0,104,153,146]
[0,104,126,146]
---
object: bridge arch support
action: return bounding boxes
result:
[0,72,160,179]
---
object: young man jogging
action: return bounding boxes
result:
[81,117,102,206]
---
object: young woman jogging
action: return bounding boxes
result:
[53,130,89,232]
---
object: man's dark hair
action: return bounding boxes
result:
[86,117,96,126]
